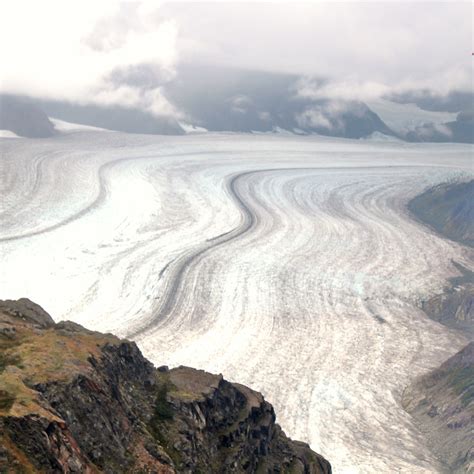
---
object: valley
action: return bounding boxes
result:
[0,131,472,472]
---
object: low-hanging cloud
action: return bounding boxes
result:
[166,1,472,99]
[295,77,391,103]
[1,0,179,117]
[1,0,472,116]
[295,100,369,133]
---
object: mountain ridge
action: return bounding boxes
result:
[0,298,331,473]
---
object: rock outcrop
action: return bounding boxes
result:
[421,262,474,339]
[0,298,331,473]
[403,182,474,472]
[0,95,56,138]
[402,342,474,473]
[408,179,474,248]
[409,181,473,338]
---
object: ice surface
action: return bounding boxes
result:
[0,129,20,138]
[366,99,457,135]
[50,117,110,133]
[1,131,472,472]
[362,131,404,142]
[177,121,208,134]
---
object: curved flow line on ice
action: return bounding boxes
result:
[0,157,135,242]
[127,168,259,338]
[0,151,222,243]
[128,164,437,339]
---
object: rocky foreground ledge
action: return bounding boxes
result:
[0,298,331,473]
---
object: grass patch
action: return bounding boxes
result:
[8,329,118,385]
[0,389,16,411]
[0,333,22,373]
[0,352,22,374]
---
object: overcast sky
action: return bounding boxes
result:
[1,1,472,114]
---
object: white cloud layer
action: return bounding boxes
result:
[1,0,178,115]
[165,1,472,97]
[1,0,472,114]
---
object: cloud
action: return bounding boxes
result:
[95,62,181,118]
[297,108,334,131]
[1,0,472,115]
[165,1,472,96]
[1,0,178,117]
[294,66,473,105]
[294,77,391,102]
[228,95,253,114]
[296,101,359,133]
[412,122,453,140]
[107,63,173,90]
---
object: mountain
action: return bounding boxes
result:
[0,298,331,474]
[35,99,185,136]
[421,261,474,339]
[387,90,474,143]
[404,180,473,471]
[405,110,474,144]
[366,99,457,137]
[164,64,395,138]
[3,68,471,142]
[408,179,474,248]
[443,110,474,144]
[402,342,474,473]
[409,180,474,338]
[0,95,56,138]
[389,90,474,114]
[23,65,395,139]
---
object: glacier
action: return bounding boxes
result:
[1,131,472,473]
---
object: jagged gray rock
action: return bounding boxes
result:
[0,299,331,473]
[402,342,474,473]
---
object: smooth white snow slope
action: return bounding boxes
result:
[366,99,457,136]
[0,132,472,473]
[50,117,110,133]
[177,121,209,134]
[0,130,20,138]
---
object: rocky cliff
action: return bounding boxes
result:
[421,261,474,339]
[0,298,331,473]
[408,179,474,248]
[402,342,474,473]
[409,181,474,338]
[404,182,473,473]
